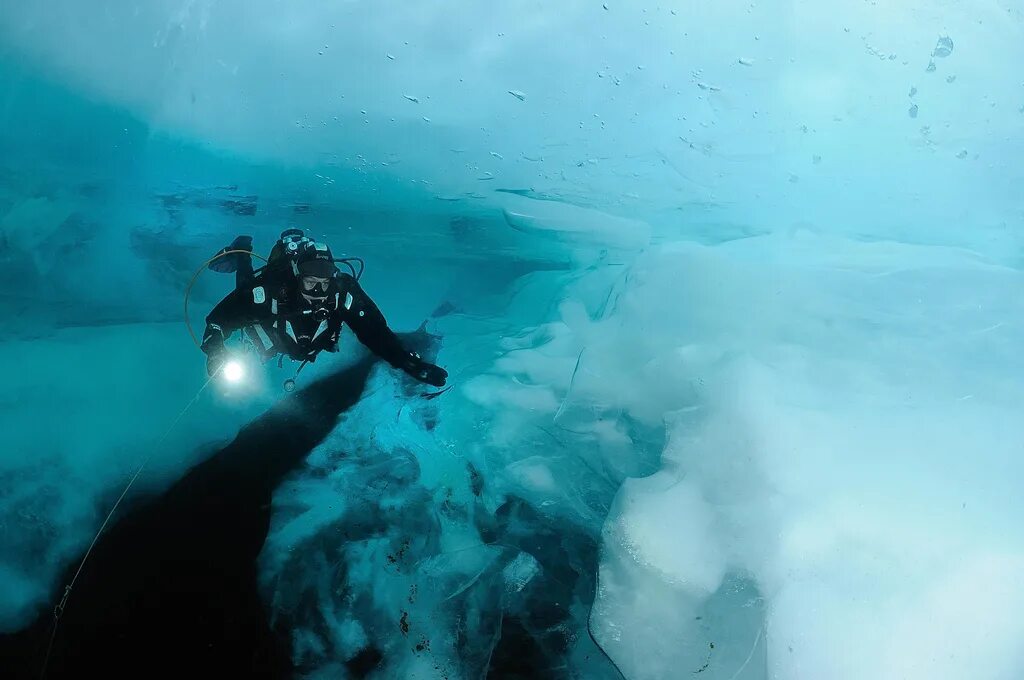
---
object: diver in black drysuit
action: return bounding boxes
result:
[200,232,448,387]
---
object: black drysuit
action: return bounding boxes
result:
[200,270,446,386]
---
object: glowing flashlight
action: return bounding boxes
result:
[222,359,245,383]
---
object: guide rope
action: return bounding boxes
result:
[40,374,215,677]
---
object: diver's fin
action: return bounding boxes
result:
[421,385,453,400]
[208,235,254,273]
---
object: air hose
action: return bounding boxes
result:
[183,249,270,349]
[334,256,364,281]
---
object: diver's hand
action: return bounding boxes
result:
[205,348,227,377]
[201,323,228,377]
[403,352,447,387]
[414,362,448,387]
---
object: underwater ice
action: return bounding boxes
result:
[2,0,1024,678]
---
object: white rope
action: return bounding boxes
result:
[41,374,215,676]
[726,623,765,680]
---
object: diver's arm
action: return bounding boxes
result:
[340,276,447,387]
[201,289,254,375]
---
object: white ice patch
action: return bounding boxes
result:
[613,475,725,597]
[482,234,1024,680]
[502,552,540,594]
[505,456,559,495]
[497,193,651,252]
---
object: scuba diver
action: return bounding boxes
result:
[199,230,448,388]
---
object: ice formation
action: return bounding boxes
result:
[1,1,1022,678]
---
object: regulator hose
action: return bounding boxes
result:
[183,249,270,349]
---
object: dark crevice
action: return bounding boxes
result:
[0,329,436,680]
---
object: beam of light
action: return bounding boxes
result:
[222,359,245,383]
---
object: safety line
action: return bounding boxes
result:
[40,372,216,677]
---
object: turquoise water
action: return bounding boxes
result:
[1,3,1023,679]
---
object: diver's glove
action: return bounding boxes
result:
[403,352,448,387]
[205,349,227,378]
[201,324,228,377]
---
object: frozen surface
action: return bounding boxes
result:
[1,1,1023,678]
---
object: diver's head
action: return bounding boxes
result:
[295,241,336,306]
